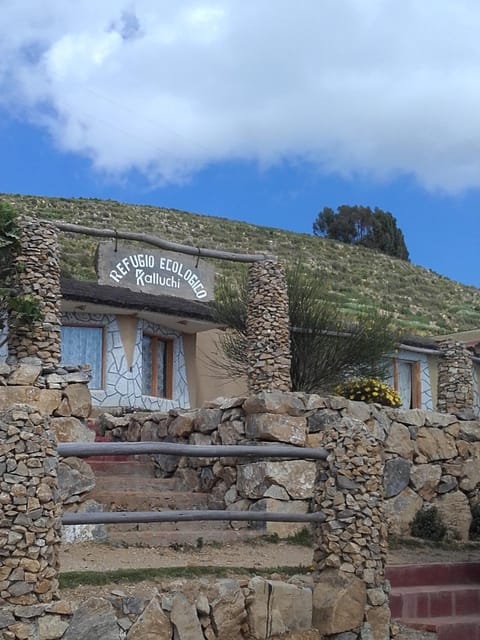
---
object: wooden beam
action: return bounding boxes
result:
[54,221,272,264]
[62,509,326,525]
[57,441,329,460]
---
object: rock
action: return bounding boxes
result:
[50,417,95,443]
[210,579,246,639]
[410,464,442,500]
[245,413,307,446]
[63,597,120,640]
[364,603,391,640]
[458,421,480,442]
[58,457,95,503]
[433,490,472,541]
[424,412,457,427]
[170,593,203,639]
[237,460,316,499]
[243,391,305,416]
[395,409,426,427]
[460,459,480,492]
[383,459,410,498]
[437,475,458,494]
[193,408,222,434]
[247,577,312,639]
[249,498,309,537]
[384,423,414,459]
[416,427,457,461]
[345,400,371,422]
[62,500,106,543]
[38,614,70,639]
[384,488,422,535]
[0,610,15,629]
[312,569,366,635]
[168,413,195,438]
[126,597,171,639]
[8,362,42,385]
[308,410,343,433]
[63,384,92,418]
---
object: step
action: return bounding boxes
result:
[106,528,264,548]
[87,459,157,476]
[91,475,179,492]
[390,583,480,618]
[398,614,480,640]
[387,562,480,587]
[89,489,212,511]
[105,519,231,533]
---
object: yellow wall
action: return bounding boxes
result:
[195,329,248,405]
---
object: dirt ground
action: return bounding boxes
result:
[59,538,480,639]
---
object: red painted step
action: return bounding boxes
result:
[388,563,480,639]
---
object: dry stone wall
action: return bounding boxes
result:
[436,340,475,417]
[246,260,291,393]
[102,391,480,545]
[7,217,62,366]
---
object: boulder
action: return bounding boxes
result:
[410,464,442,500]
[63,383,92,418]
[243,391,305,416]
[383,458,411,498]
[210,579,247,640]
[170,593,203,640]
[58,457,96,503]
[63,597,120,640]
[247,577,312,639]
[8,360,42,385]
[384,422,414,459]
[416,427,457,461]
[433,490,472,541]
[237,460,316,499]
[126,597,171,639]
[245,414,307,446]
[50,417,95,443]
[312,569,366,635]
[384,487,422,535]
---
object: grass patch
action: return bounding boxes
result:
[59,564,312,589]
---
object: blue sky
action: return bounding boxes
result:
[1,1,480,287]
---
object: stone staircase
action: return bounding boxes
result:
[388,562,480,639]
[86,452,262,547]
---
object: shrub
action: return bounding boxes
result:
[470,504,480,540]
[335,377,402,407]
[411,507,447,542]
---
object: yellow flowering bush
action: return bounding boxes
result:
[335,377,402,408]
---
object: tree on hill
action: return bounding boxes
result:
[210,263,399,393]
[313,205,410,261]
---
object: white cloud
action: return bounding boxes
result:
[2,0,480,191]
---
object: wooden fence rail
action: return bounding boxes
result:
[59,441,328,526]
[58,441,329,460]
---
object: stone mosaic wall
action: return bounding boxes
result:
[7,217,62,366]
[61,312,189,411]
[246,259,291,393]
[437,340,474,416]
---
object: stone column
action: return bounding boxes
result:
[246,259,291,393]
[7,216,62,366]
[0,404,62,637]
[437,340,474,416]
[311,415,390,639]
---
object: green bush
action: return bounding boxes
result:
[411,507,447,542]
[469,504,480,540]
[335,377,402,407]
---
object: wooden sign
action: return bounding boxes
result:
[97,243,215,301]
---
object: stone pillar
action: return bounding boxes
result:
[0,404,62,636]
[7,216,62,366]
[246,259,291,393]
[437,340,474,416]
[311,416,390,639]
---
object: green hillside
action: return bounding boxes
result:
[2,193,479,335]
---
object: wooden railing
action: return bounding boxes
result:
[58,442,328,526]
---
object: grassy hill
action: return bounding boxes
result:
[2,193,479,335]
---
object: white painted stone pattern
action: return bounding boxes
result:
[62,312,189,410]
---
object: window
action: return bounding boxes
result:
[392,358,421,409]
[61,325,104,389]
[142,334,173,398]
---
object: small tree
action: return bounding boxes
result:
[211,263,399,393]
[313,205,409,261]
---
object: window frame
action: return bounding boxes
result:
[142,333,174,399]
[60,323,106,390]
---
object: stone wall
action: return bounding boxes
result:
[7,217,62,367]
[437,340,475,416]
[101,392,480,545]
[246,259,291,393]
